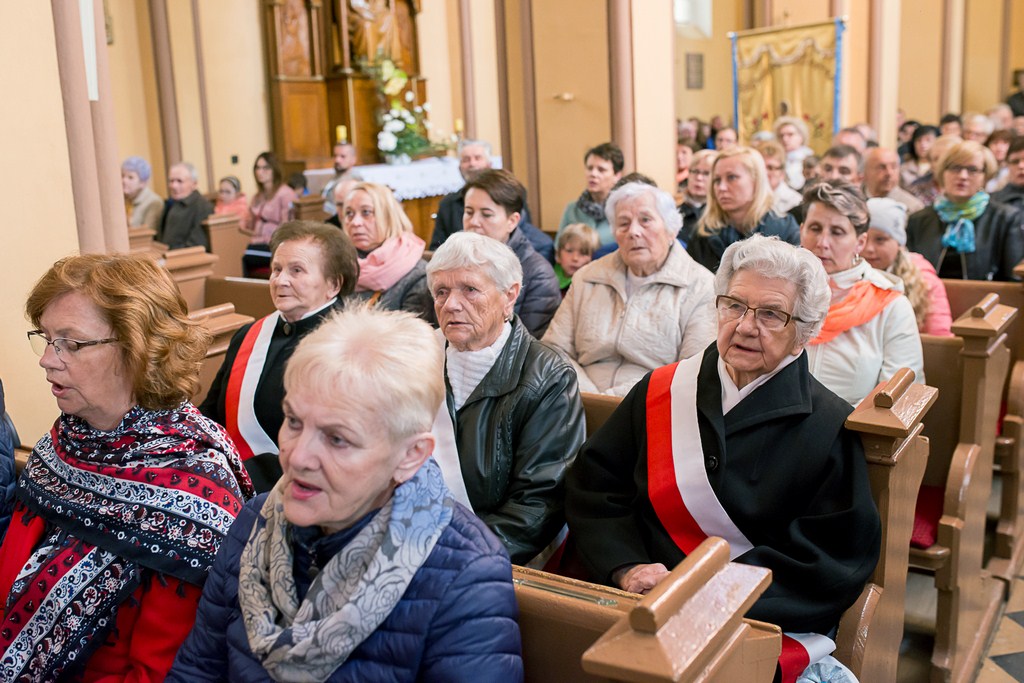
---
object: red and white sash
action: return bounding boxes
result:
[225,312,281,461]
[645,354,839,683]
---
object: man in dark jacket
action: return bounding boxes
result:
[158,162,212,251]
[992,137,1024,211]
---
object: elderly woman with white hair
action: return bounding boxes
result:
[773,116,814,189]
[543,182,717,397]
[427,232,585,565]
[170,307,523,681]
[567,234,880,682]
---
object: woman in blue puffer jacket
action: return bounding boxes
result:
[169,307,523,683]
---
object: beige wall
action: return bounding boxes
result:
[838,0,870,126]
[898,0,942,123]
[962,0,1004,113]
[468,0,502,155]
[166,1,208,190]
[195,1,272,197]
[673,0,744,122]
[0,3,81,442]
[416,0,459,146]
[632,1,676,189]
[107,0,166,193]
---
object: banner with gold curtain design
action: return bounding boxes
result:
[730,19,845,155]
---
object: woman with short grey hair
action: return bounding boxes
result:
[427,232,585,566]
[543,182,717,397]
[567,233,879,682]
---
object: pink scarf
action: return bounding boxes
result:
[356,232,426,292]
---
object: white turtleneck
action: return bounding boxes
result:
[445,322,512,410]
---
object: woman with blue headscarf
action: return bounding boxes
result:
[907,140,1024,281]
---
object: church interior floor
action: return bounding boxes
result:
[898,572,1024,682]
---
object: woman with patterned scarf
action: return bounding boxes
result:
[557,142,624,247]
[169,307,522,682]
[0,254,253,682]
[907,140,1024,281]
[799,181,925,406]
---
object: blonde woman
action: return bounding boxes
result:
[687,146,800,272]
[862,198,952,336]
[342,181,434,321]
[773,115,814,189]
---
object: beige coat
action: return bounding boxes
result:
[542,242,717,396]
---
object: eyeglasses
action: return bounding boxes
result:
[945,164,984,176]
[715,295,808,331]
[27,330,118,358]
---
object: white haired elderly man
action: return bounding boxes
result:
[426,231,585,566]
[157,162,212,251]
[567,234,880,683]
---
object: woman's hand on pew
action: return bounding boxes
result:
[616,562,670,595]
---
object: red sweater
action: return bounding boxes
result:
[0,506,202,683]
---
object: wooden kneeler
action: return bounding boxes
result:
[915,294,1015,683]
[837,370,935,682]
[580,392,622,438]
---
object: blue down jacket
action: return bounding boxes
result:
[168,494,524,682]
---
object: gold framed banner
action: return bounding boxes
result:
[729,18,845,154]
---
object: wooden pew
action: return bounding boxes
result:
[515,538,779,683]
[943,275,1024,586]
[839,369,935,682]
[204,277,275,320]
[581,392,621,438]
[188,303,254,403]
[203,213,248,279]
[293,194,328,223]
[914,294,1015,683]
[159,246,219,311]
[128,226,158,255]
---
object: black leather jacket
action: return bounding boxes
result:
[446,316,586,564]
[907,201,1024,281]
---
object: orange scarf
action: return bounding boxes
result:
[809,280,901,345]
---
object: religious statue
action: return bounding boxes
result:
[349,0,418,73]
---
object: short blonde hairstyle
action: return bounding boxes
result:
[934,140,999,183]
[691,149,719,170]
[773,116,809,146]
[26,254,209,409]
[557,223,600,255]
[753,140,786,166]
[284,306,443,442]
[343,182,414,242]
[699,147,776,236]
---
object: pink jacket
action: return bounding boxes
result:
[249,185,296,244]
[910,251,953,336]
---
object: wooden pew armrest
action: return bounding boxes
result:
[943,442,984,522]
[834,582,882,676]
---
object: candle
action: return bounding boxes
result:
[336,125,347,143]
[454,118,464,134]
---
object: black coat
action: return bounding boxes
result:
[566,345,880,633]
[686,212,800,273]
[906,202,1024,281]
[158,190,213,250]
[507,228,561,338]
[199,304,338,448]
[348,259,435,324]
[676,200,704,248]
[992,184,1024,212]
[447,316,586,565]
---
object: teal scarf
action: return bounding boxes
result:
[934,191,989,253]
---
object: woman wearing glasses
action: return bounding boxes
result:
[0,254,252,681]
[566,235,879,680]
[801,181,924,405]
[244,151,297,277]
[907,140,1024,281]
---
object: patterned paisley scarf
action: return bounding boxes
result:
[934,190,989,253]
[238,458,454,683]
[0,404,253,682]
[574,189,607,222]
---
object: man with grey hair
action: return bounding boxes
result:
[157,162,212,251]
[431,139,495,249]
[962,112,994,143]
[863,147,924,213]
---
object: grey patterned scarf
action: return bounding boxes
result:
[237,458,455,682]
